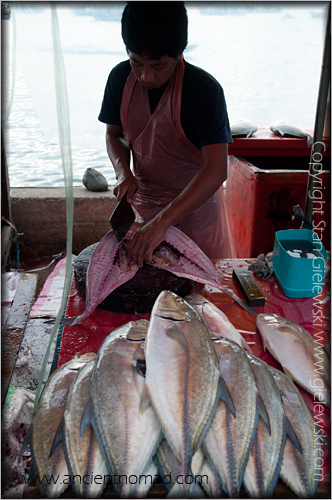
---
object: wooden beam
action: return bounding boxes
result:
[1,272,37,408]
[1,224,13,272]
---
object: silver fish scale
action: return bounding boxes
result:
[145,291,220,489]
[31,353,96,498]
[203,338,258,498]
[244,353,285,498]
[257,313,330,407]
[90,322,161,499]
[268,365,320,498]
[63,358,109,498]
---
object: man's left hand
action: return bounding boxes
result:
[128,218,168,267]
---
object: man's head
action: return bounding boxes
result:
[121,2,188,59]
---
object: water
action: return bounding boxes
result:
[2,2,328,187]
[281,239,324,259]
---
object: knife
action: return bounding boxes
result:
[109,194,136,242]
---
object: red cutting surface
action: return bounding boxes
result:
[58,258,330,482]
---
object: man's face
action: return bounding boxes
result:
[128,51,179,90]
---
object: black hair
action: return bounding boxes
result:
[121,1,188,59]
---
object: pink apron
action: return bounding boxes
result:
[120,58,236,259]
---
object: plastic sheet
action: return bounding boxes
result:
[29,256,76,319]
[1,272,20,329]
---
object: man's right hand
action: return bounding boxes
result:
[113,173,138,203]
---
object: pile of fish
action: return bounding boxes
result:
[20,291,329,498]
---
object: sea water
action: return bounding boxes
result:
[1,3,328,188]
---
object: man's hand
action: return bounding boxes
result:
[113,172,138,203]
[128,216,168,267]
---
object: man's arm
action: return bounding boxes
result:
[128,142,228,266]
[106,124,137,201]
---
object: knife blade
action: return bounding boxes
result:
[109,194,136,242]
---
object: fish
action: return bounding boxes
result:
[243,353,287,498]
[142,291,224,498]
[51,358,108,498]
[230,120,258,138]
[82,168,109,192]
[269,122,313,146]
[195,450,223,499]
[267,365,321,498]
[132,460,159,499]
[154,439,206,498]
[149,225,223,289]
[148,227,256,316]
[81,320,162,499]
[185,293,253,351]
[62,225,255,326]
[256,313,330,407]
[61,230,138,326]
[20,353,96,498]
[203,338,260,498]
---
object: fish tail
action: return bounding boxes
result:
[60,316,79,326]
[166,478,205,498]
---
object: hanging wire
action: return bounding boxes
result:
[33,4,74,413]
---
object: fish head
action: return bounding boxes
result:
[257,313,301,336]
[151,290,192,322]
[126,319,149,341]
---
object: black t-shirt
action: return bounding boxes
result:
[98,59,232,150]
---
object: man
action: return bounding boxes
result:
[98,2,236,266]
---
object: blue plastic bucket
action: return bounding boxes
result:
[272,229,326,298]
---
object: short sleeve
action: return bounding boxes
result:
[98,61,131,126]
[196,85,233,148]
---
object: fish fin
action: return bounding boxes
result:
[257,393,271,434]
[218,375,236,418]
[284,414,303,454]
[283,367,294,381]
[139,385,152,414]
[167,481,206,499]
[49,415,65,458]
[18,424,33,465]
[240,336,253,353]
[60,316,79,326]
[166,323,189,351]
[80,397,94,437]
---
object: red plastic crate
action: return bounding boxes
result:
[225,155,330,258]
